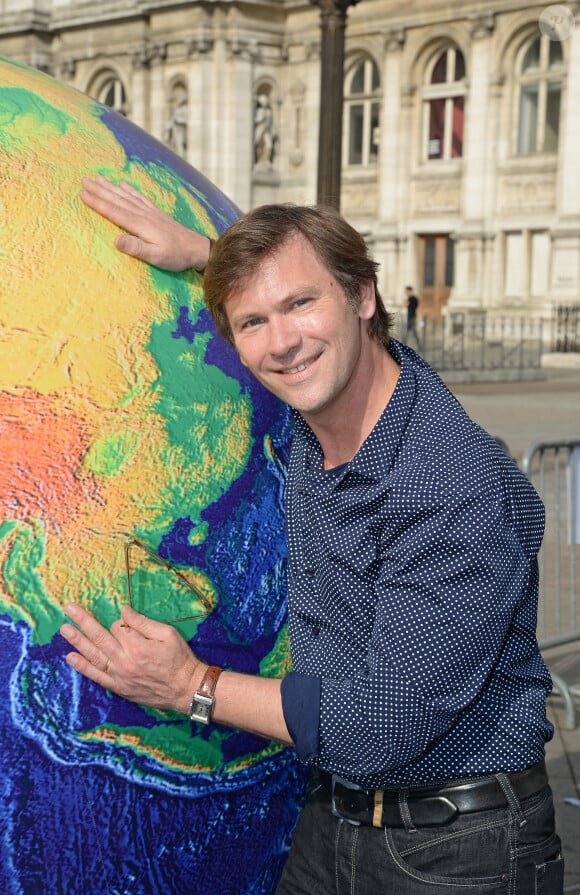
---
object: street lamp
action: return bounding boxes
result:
[312,0,359,208]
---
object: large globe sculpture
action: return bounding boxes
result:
[0,56,308,894]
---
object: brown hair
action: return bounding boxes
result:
[202,204,394,346]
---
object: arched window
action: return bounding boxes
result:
[343,57,380,166]
[517,34,563,154]
[423,47,465,161]
[89,71,128,116]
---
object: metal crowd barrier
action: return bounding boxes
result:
[522,439,580,730]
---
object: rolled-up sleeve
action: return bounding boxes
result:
[281,671,320,762]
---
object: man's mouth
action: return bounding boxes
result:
[280,354,321,375]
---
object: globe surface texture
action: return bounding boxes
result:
[0,56,307,895]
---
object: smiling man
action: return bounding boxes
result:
[61,181,564,894]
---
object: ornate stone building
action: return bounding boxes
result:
[1,0,579,319]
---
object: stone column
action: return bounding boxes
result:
[372,29,406,316]
[373,230,407,328]
[222,39,253,211]
[378,28,405,224]
[551,13,580,304]
[313,0,358,208]
[149,45,168,142]
[187,28,213,176]
[451,13,494,310]
[130,49,149,132]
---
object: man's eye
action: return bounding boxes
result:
[243,317,264,329]
[293,298,310,308]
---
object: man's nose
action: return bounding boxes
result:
[268,316,301,355]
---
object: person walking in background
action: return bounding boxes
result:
[60,178,564,894]
[404,284,423,349]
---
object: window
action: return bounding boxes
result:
[503,230,551,300]
[91,73,128,115]
[423,47,465,161]
[343,57,380,167]
[517,35,563,154]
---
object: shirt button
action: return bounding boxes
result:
[312,626,320,637]
[304,568,315,578]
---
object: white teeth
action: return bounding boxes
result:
[285,361,310,374]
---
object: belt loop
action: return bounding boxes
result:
[495,773,527,828]
[398,789,417,833]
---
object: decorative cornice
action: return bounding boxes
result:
[187,26,212,56]
[384,26,405,52]
[132,42,167,69]
[468,11,495,39]
[310,0,359,27]
[226,37,262,62]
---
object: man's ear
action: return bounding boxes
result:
[358,280,376,321]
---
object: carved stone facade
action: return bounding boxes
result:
[2,0,579,317]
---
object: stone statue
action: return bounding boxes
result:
[254,93,277,168]
[167,94,188,156]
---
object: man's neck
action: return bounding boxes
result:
[304,345,401,470]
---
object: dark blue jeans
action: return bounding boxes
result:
[276,778,564,894]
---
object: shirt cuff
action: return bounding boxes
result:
[281,671,320,763]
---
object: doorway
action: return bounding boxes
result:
[417,234,454,320]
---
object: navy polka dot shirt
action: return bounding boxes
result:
[280,340,553,788]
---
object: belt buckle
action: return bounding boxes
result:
[331,775,362,826]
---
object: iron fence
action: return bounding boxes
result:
[522,439,580,730]
[397,309,580,374]
[554,305,580,353]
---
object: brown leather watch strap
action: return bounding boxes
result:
[196,665,222,700]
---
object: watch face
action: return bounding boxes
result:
[190,699,212,725]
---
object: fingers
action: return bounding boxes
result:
[80,184,135,229]
[63,603,116,652]
[82,176,165,216]
[117,179,159,211]
[114,233,151,262]
[61,604,119,674]
[80,176,149,223]
[62,644,112,688]
[118,604,180,642]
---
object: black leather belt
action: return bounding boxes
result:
[317,761,548,828]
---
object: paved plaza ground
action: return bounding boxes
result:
[447,363,580,892]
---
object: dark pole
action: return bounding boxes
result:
[313,0,359,209]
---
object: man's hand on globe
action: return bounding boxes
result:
[61,602,202,716]
[80,175,212,272]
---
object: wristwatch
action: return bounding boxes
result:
[189,665,223,725]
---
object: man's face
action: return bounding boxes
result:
[224,234,375,423]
